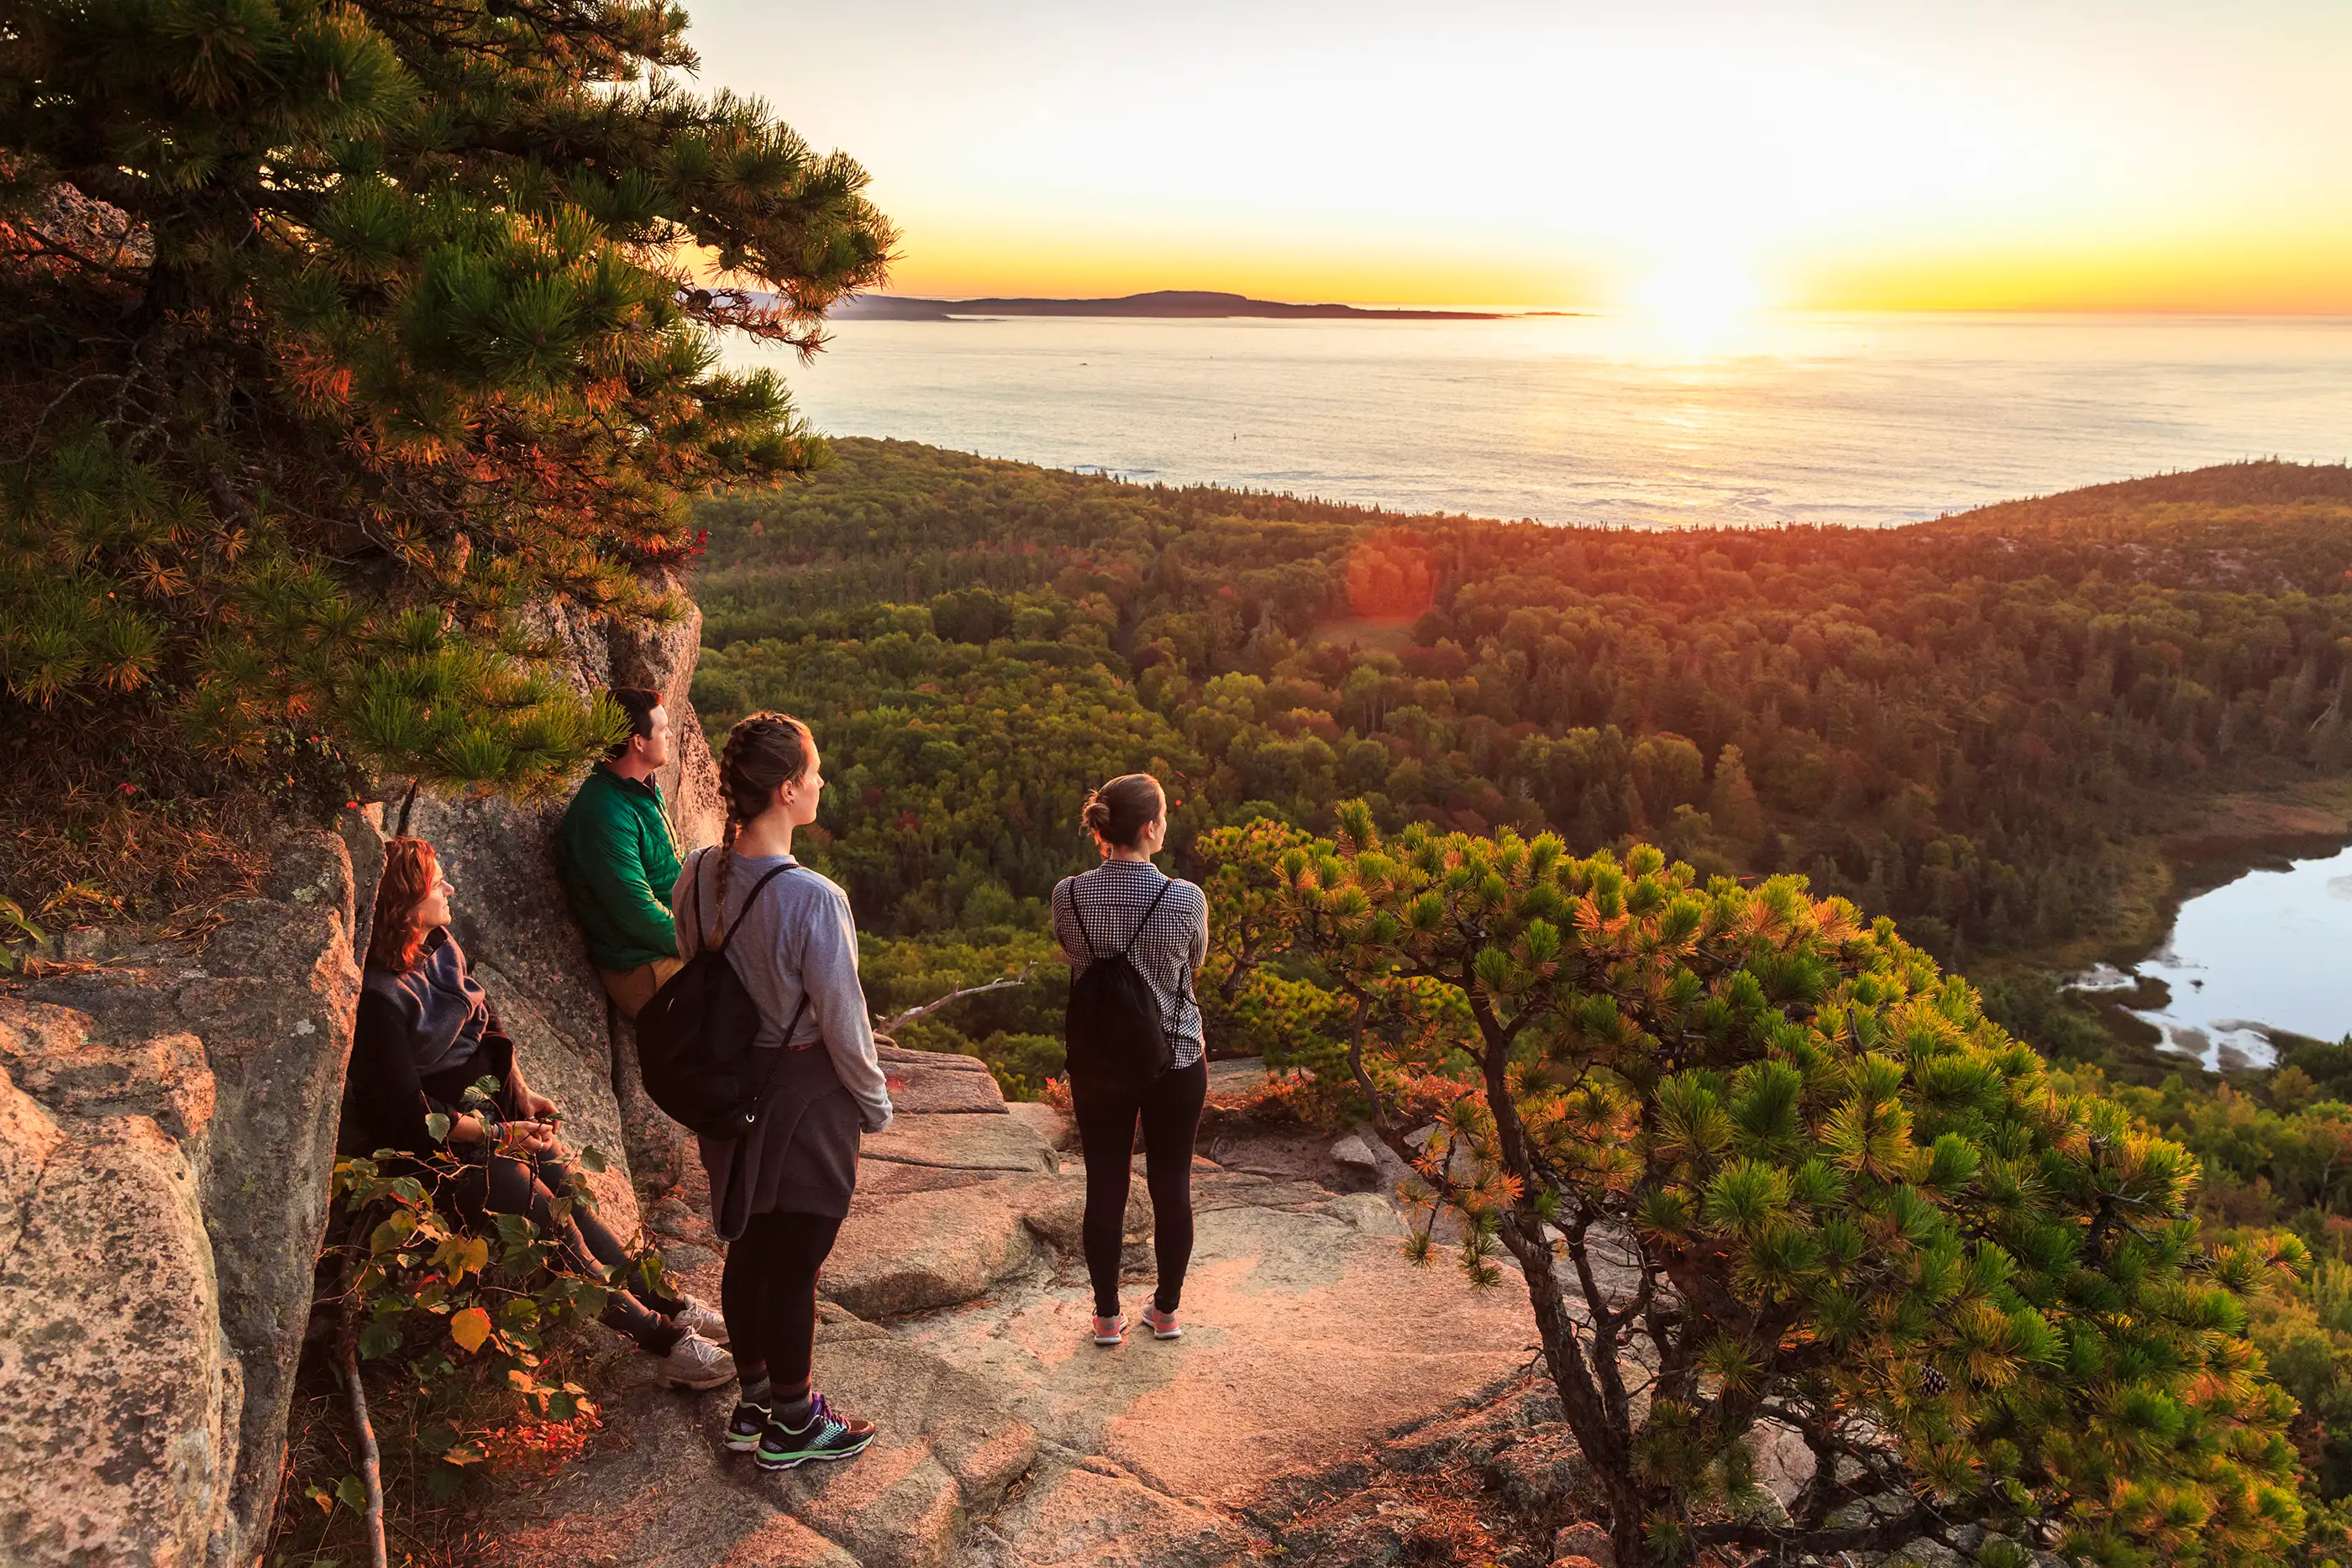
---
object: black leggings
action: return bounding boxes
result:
[449,1151,684,1353]
[1070,1058,1208,1319]
[721,1210,844,1395]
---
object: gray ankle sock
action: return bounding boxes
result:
[777,1388,814,1425]
[741,1377,772,1408]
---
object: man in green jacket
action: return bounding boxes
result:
[558,686,685,1020]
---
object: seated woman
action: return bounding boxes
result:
[344,835,734,1390]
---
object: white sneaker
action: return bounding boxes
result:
[668,1293,729,1345]
[652,1329,735,1390]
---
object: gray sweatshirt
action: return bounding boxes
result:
[669,848,893,1134]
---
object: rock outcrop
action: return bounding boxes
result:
[396,571,725,1206]
[0,577,727,1568]
[486,1048,1538,1568]
[0,832,361,1568]
[0,1045,237,1568]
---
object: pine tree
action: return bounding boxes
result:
[0,0,892,904]
[1708,742,1765,846]
[1200,807,2307,1568]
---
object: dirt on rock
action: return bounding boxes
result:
[1241,1371,1609,1568]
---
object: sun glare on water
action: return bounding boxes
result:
[1632,258,1764,352]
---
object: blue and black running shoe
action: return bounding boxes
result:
[753,1392,876,1471]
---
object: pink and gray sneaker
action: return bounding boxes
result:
[1140,1304,1182,1340]
[1090,1311,1126,1347]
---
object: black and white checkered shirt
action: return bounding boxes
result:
[1051,858,1210,1068]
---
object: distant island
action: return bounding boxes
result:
[832,289,1563,322]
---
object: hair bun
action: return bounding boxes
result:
[1081,774,1165,848]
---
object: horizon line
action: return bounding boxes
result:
[843,290,2352,320]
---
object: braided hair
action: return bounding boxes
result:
[716,711,815,902]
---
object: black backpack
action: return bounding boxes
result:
[636,850,810,1140]
[1060,876,1177,1092]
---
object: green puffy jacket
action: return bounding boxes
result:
[555,765,684,973]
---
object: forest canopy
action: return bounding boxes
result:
[693,439,2352,969]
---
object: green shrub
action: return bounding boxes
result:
[1201,804,2307,1567]
[277,1093,666,1560]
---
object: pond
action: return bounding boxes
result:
[2072,844,2352,1072]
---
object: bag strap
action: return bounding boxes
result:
[1117,877,1176,961]
[1059,878,1102,961]
[711,861,795,956]
[775,989,814,1051]
[691,846,712,952]
[738,988,816,1135]
[727,869,817,1134]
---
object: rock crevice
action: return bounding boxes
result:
[1,831,359,1568]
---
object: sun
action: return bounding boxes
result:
[1633,257,1764,345]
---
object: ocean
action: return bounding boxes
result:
[748,311,2352,528]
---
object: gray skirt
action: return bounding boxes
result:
[700,1046,861,1240]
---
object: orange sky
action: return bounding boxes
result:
[682,1,2352,314]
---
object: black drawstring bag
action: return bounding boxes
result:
[637,850,807,1139]
[1060,877,1176,1093]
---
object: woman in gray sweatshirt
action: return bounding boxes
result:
[671,712,892,1473]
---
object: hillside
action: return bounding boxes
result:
[1935,459,2352,536]
[10,444,2346,1568]
[690,444,2351,1013]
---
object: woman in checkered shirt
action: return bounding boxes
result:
[1051,773,1210,1348]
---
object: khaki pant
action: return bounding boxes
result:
[600,957,682,1022]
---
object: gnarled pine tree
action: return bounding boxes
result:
[0,0,890,915]
[1201,803,2307,1568]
